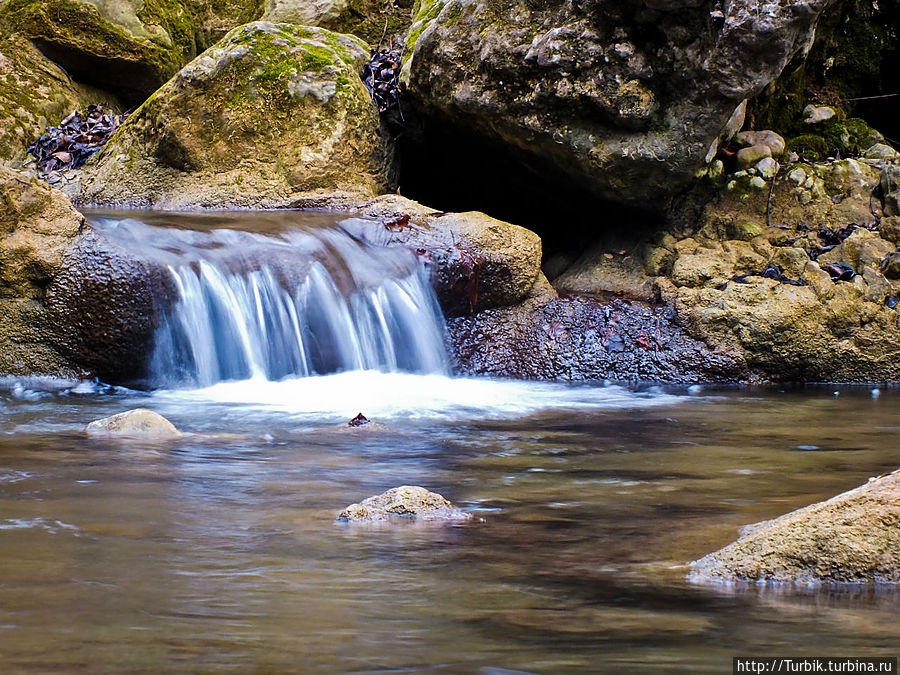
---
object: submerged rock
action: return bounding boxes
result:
[79,22,395,208]
[401,0,835,210]
[689,469,900,584]
[338,485,472,522]
[85,408,181,438]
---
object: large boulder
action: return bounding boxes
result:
[84,407,181,438]
[401,0,836,210]
[338,485,472,522]
[0,32,117,167]
[262,0,413,45]
[0,0,204,102]
[689,469,900,583]
[0,165,83,375]
[79,22,396,208]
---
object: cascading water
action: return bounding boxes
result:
[86,212,448,387]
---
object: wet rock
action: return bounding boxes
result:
[85,408,180,438]
[347,195,547,315]
[79,22,395,209]
[402,0,835,209]
[448,295,745,382]
[0,0,203,101]
[881,252,900,280]
[0,166,83,376]
[337,485,472,522]
[803,104,836,124]
[316,413,392,433]
[689,469,900,583]
[736,145,772,170]
[735,130,786,157]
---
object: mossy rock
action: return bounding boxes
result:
[786,134,829,161]
[79,21,396,208]
[263,0,414,46]
[0,0,203,102]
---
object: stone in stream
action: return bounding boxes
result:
[337,486,473,523]
[688,469,900,583]
[84,408,181,438]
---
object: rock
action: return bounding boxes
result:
[0,165,84,376]
[263,0,348,26]
[348,195,547,315]
[864,143,897,161]
[689,469,900,583]
[79,22,395,209]
[84,408,181,438]
[881,252,900,279]
[0,0,203,102]
[878,216,900,245]
[448,295,745,382]
[736,144,772,170]
[755,157,778,180]
[880,165,900,216]
[402,0,835,210]
[0,33,119,168]
[337,485,472,522]
[803,104,836,124]
[735,130,786,156]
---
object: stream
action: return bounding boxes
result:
[0,212,898,672]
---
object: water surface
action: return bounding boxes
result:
[1,378,898,672]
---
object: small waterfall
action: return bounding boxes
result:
[88,213,448,387]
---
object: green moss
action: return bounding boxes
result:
[299,44,335,71]
[786,134,829,161]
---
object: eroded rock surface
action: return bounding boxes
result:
[85,408,181,438]
[79,22,395,208]
[689,469,900,583]
[402,0,836,210]
[338,485,472,522]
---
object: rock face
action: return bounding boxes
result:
[0,166,83,375]
[689,469,900,583]
[262,0,414,45]
[0,0,203,102]
[79,22,395,208]
[337,485,472,522]
[85,408,181,438]
[402,0,836,210]
[559,155,900,382]
[0,32,117,167]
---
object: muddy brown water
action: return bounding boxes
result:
[1,378,898,673]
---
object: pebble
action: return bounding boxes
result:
[872,388,881,399]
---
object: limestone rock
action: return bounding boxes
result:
[348,195,547,315]
[0,0,203,102]
[263,0,348,27]
[262,0,413,45]
[85,408,181,438]
[864,143,897,161]
[0,165,83,376]
[337,485,472,522]
[755,156,778,180]
[689,469,900,583]
[79,22,395,209]
[736,144,772,169]
[402,0,836,210]
[735,130,786,156]
[803,104,836,124]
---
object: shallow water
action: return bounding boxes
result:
[1,377,898,673]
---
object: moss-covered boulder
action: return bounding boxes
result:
[0,0,205,102]
[79,21,395,208]
[689,468,900,583]
[0,32,118,167]
[401,0,836,211]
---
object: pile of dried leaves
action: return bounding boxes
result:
[362,48,402,117]
[27,105,127,180]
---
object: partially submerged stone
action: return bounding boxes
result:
[689,469,900,584]
[337,485,472,523]
[84,408,181,438]
[80,22,395,208]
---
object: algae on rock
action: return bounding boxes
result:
[79,21,396,208]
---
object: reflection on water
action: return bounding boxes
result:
[0,380,898,672]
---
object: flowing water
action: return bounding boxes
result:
[1,212,899,673]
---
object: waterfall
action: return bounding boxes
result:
[88,213,448,387]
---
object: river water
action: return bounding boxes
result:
[1,212,898,672]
